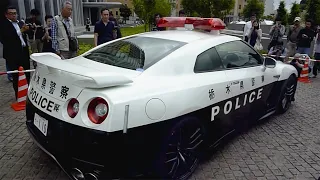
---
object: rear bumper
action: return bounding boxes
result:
[25,97,141,179]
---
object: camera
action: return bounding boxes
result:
[25,23,42,29]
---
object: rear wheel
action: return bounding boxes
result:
[155,117,206,180]
[277,75,297,114]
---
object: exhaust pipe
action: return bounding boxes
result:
[70,168,85,180]
[85,173,99,180]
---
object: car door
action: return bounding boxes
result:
[193,47,239,147]
[215,40,278,126]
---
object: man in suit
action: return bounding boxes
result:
[0,6,31,100]
[0,0,12,82]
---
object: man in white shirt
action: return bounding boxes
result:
[243,14,256,42]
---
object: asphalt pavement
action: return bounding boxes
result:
[1,57,320,180]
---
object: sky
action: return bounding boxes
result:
[273,0,301,11]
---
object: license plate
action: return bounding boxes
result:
[34,113,48,136]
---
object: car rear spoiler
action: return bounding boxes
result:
[30,53,134,88]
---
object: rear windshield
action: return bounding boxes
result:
[83,36,186,71]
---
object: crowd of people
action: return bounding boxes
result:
[0,1,122,102]
[243,14,320,78]
[1,1,320,101]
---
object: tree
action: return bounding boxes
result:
[305,0,320,25]
[288,3,300,24]
[211,0,235,18]
[132,0,171,31]
[262,15,274,20]
[181,0,235,18]
[276,1,288,25]
[120,5,132,23]
[242,0,265,20]
[300,0,307,11]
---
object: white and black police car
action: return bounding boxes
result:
[26,17,298,180]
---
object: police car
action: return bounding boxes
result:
[26,17,298,180]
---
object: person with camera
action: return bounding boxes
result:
[109,11,122,39]
[0,6,31,100]
[25,9,44,54]
[268,17,286,51]
[243,14,256,43]
[51,1,78,59]
[268,41,287,61]
[286,17,302,60]
[247,20,263,50]
[311,26,320,78]
[296,19,315,56]
[42,15,54,53]
[94,8,117,47]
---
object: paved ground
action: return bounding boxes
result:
[0,59,320,180]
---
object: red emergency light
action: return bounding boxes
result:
[157,17,226,31]
[157,17,188,27]
[193,18,226,30]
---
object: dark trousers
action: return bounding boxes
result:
[313,53,320,76]
[290,61,302,77]
[6,46,31,100]
[268,40,278,51]
[244,36,249,42]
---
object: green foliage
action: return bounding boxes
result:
[288,3,300,23]
[211,0,235,18]
[120,25,147,37]
[262,15,274,20]
[258,49,268,55]
[78,43,94,55]
[276,1,288,25]
[77,25,147,55]
[181,0,235,18]
[132,0,171,31]
[120,5,132,21]
[300,0,307,10]
[242,0,265,20]
[305,0,320,25]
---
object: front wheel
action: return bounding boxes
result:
[154,117,207,180]
[277,75,297,114]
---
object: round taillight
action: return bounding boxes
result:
[67,98,79,118]
[87,97,109,124]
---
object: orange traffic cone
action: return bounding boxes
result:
[11,66,28,111]
[298,57,311,83]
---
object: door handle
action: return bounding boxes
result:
[273,75,280,78]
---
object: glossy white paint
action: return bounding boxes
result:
[28,31,297,132]
[145,98,166,120]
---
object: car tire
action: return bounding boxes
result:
[154,117,207,180]
[276,75,297,114]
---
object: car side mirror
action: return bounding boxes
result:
[264,57,277,68]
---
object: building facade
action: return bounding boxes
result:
[9,0,123,26]
[227,0,273,22]
[105,0,134,18]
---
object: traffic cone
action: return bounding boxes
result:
[11,66,28,111]
[298,57,311,83]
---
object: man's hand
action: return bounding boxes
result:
[55,51,61,56]
[20,25,29,33]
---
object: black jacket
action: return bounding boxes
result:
[297,28,315,48]
[25,17,44,40]
[0,19,29,66]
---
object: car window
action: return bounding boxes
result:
[215,40,263,69]
[83,36,186,71]
[194,47,224,73]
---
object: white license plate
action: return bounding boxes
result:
[34,113,48,136]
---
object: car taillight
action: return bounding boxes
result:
[67,98,79,118]
[87,97,109,124]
